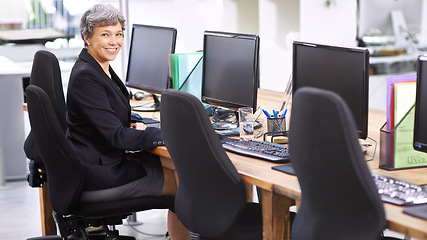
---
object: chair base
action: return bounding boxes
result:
[26,233,137,240]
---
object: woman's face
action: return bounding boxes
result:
[85,21,123,65]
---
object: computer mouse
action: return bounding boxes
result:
[243,123,254,135]
[131,112,144,122]
[134,91,145,100]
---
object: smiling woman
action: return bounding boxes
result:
[80,4,125,74]
[65,4,190,239]
[84,22,123,74]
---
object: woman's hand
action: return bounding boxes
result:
[130,122,147,130]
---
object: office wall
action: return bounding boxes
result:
[102,0,259,81]
[259,0,299,92]
[1,0,360,93]
[103,0,300,92]
[121,0,258,52]
[300,0,357,47]
[104,0,360,93]
[0,0,27,29]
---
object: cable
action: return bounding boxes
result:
[253,106,262,122]
[364,136,377,162]
[125,218,167,238]
[399,26,418,47]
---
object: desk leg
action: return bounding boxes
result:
[39,185,56,236]
[260,189,292,240]
[245,183,254,202]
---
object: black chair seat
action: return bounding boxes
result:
[26,83,173,240]
[289,87,401,240]
[160,89,263,240]
[205,203,262,240]
[25,50,67,188]
[76,196,175,217]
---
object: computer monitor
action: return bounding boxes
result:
[413,55,427,153]
[201,31,260,112]
[125,24,177,111]
[292,41,370,139]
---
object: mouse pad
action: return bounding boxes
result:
[403,204,427,220]
[272,164,295,176]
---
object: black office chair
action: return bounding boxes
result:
[160,89,262,240]
[24,50,66,188]
[289,87,400,240]
[26,85,175,240]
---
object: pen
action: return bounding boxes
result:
[283,109,288,118]
[273,109,278,118]
[262,109,271,118]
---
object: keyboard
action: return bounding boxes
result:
[145,122,161,128]
[130,113,161,128]
[372,173,427,206]
[222,139,290,163]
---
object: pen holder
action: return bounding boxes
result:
[267,117,286,133]
[263,117,288,143]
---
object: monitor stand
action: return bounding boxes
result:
[211,108,263,130]
[132,94,160,112]
[212,119,262,130]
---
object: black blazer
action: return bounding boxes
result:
[66,49,163,191]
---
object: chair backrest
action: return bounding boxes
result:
[289,87,386,240]
[29,50,67,129]
[26,85,83,214]
[160,89,247,238]
[24,50,66,163]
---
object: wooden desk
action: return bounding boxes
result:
[32,89,427,239]
[150,145,296,240]
[272,108,427,240]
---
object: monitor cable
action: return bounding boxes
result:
[364,136,377,162]
[125,218,167,238]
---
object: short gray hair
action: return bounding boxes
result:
[80,4,126,46]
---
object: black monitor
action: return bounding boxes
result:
[201,31,259,111]
[292,41,370,139]
[125,24,177,111]
[414,55,427,152]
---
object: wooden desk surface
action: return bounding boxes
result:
[267,103,427,240]
[149,89,427,239]
[30,89,427,239]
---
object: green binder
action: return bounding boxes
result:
[170,52,203,98]
[170,52,213,114]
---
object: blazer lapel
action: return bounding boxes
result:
[109,67,130,105]
[79,49,131,111]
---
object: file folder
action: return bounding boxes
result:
[170,52,213,115]
[386,74,416,131]
[170,52,203,98]
[380,80,427,170]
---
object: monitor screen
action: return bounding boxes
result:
[125,24,177,95]
[201,31,259,111]
[292,41,370,139]
[414,55,427,153]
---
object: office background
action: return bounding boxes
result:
[0,0,361,93]
[0,0,424,239]
[105,0,357,94]
[3,0,417,110]
[0,0,424,181]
